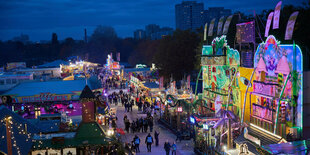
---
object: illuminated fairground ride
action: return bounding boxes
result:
[192,35,241,154]
[240,35,303,139]
[194,35,240,118]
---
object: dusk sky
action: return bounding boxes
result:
[0,0,307,41]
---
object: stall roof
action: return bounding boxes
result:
[2,79,87,97]
[235,124,284,154]
[262,140,310,154]
[32,122,111,150]
[143,82,159,89]
[0,106,40,155]
[28,119,60,133]
[0,72,32,78]
[38,60,69,68]
[124,68,150,72]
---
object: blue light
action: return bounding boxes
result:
[190,116,196,124]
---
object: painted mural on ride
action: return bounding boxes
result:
[201,35,240,114]
[253,35,302,134]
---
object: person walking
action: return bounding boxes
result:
[131,121,136,133]
[134,135,140,153]
[154,131,160,146]
[125,119,130,133]
[149,116,154,132]
[123,114,127,124]
[145,133,153,152]
[139,117,143,132]
[171,142,177,155]
[176,130,182,142]
[164,140,171,155]
[143,118,148,133]
[129,100,133,112]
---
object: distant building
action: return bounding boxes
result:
[134,25,173,40]
[134,29,146,40]
[203,7,232,24]
[151,27,174,40]
[175,1,204,31]
[145,24,160,39]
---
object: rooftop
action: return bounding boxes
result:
[0,106,40,155]
[2,79,87,97]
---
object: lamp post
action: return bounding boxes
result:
[177,106,183,130]
[203,123,209,154]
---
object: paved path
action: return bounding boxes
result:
[111,102,195,155]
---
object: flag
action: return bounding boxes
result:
[222,15,233,35]
[265,12,274,37]
[217,16,225,36]
[204,23,208,41]
[117,52,120,62]
[159,77,164,89]
[208,18,216,36]
[285,11,299,40]
[273,1,282,29]
[173,81,176,94]
[187,75,190,89]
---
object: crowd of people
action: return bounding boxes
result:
[100,72,182,154]
[123,113,154,133]
[124,133,177,155]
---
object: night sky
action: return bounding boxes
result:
[0,0,306,41]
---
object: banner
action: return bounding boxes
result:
[173,81,176,94]
[273,1,282,29]
[6,62,26,70]
[204,23,208,41]
[159,77,164,89]
[217,16,225,36]
[117,52,120,62]
[187,75,190,89]
[265,12,274,37]
[208,18,216,36]
[285,11,299,40]
[222,15,233,35]
[236,21,255,43]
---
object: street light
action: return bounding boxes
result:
[177,107,183,113]
[107,129,114,136]
[177,106,183,130]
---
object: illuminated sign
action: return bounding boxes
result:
[177,107,183,112]
[190,116,196,124]
[203,124,209,130]
[12,93,70,103]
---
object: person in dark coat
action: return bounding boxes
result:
[125,119,130,133]
[133,135,140,153]
[139,117,143,132]
[154,131,160,146]
[164,140,171,155]
[145,133,153,152]
[149,116,154,132]
[176,130,182,142]
[131,121,136,133]
[143,118,148,133]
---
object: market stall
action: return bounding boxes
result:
[160,93,192,134]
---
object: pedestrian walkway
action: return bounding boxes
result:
[112,103,195,155]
